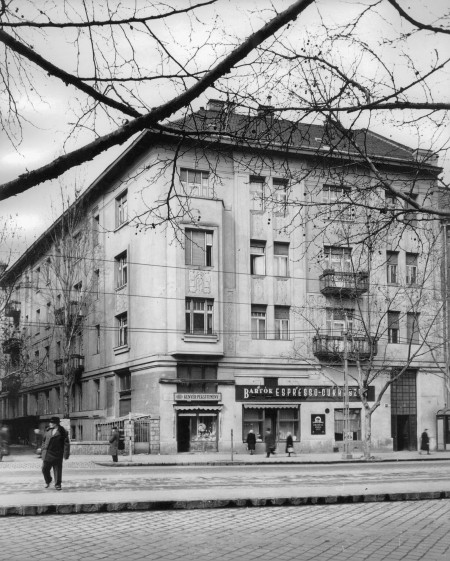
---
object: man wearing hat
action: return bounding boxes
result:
[41,416,70,490]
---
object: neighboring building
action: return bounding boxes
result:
[0,99,446,454]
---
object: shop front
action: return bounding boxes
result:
[174,392,222,452]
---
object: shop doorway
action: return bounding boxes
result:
[177,416,191,452]
[391,370,417,451]
[264,409,278,433]
[393,414,417,451]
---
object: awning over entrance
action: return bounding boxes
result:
[243,404,299,409]
[174,405,223,411]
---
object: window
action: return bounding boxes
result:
[185,229,213,267]
[180,168,211,198]
[94,379,101,409]
[95,324,100,354]
[177,365,217,393]
[250,176,265,211]
[403,193,418,227]
[74,282,82,302]
[326,308,353,335]
[407,312,420,345]
[388,311,400,343]
[334,409,361,441]
[119,371,131,416]
[386,251,398,284]
[35,267,41,291]
[116,190,128,227]
[94,269,100,299]
[44,346,50,371]
[324,246,352,272]
[275,307,290,340]
[92,212,100,246]
[274,243,289,276]
[56,341,61,359]
[322,185,353,221]
[250,241,266,275]
[116,252,128,288]
[385,190,398,208]
[46,302,51,329]
[185,298,214,335]
[273,178,288,215]
[242,407,300,442]
[278,408,300,440]
[45,258,51,284]
[36,309,41,333]
[406,253,418,285]
[251,305,267,339]
[116,313,128,347]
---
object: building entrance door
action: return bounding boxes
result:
[394,414,417,451]
[177,416,191,452]
[391,370,417,452]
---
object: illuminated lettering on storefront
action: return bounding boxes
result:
[236,386,374,402]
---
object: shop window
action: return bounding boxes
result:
[274,243,289,277]
[275,306,290,340]
[180,168,211,198]
[334,409,361,441]
[185,298,213,335]
[116,190,128,228]
[185,229,213,267]
[388,311,400,343]
[242,406,300,442]
[243,409,264,442]
[250,240,266,275]
[177,364,217,392]
[251,305,267,339]
[278,408,300,440]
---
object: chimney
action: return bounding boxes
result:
[207,99,226,112]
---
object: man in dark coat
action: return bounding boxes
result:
[41,416,70,490]
[246,429,256,455]
[420,429,430,455]
[109,427,119,462]
[264,428,276,458]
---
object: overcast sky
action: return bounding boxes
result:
[0,0,448,260]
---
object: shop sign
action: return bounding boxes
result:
[311,414,326,435]
[174,393,221,401]
[235,385,375,402]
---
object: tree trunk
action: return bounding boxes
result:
[363,408,372,460]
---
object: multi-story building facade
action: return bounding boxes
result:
[0,99,447,454]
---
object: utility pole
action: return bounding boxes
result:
[342,313,353,460]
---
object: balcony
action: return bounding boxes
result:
[54,354,85,377]
[312,333,377,361]
[5,300,21,321]
[319,270,369,298]
[54,301,85,327]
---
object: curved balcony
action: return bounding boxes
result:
[319,270,369,298]
[313,333,377,362]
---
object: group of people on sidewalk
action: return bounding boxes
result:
[246,428,294,458]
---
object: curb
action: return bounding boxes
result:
[1,491,449,517]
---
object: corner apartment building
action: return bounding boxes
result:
[0,99,447,454]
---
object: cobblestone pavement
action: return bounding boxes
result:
[2,501,450,560]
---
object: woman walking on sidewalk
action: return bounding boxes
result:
[109,427,120,462]
[420,429,430,455]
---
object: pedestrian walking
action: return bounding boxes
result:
[41,416,70,490]
[34,428,43,457]
[286,432,294,457]
[264,428,276,458]
[109,426,120,462]
[420,428,430,455]
[246,429,256,455]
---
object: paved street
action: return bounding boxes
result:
[2,501,450,560]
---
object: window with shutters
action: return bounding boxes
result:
[275,306,290,340]
[250,240,266,275]
[274,243,289,276]
[406,253,418,285]
[185,229,213,267]
[388,311,400,343]
[407,312,420,345]
[386,251,398,284]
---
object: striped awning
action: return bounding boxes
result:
[174,405,223,411]
[243,403,299,409]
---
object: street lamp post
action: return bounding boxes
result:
[342,317,353,460]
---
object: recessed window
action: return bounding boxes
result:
[251,305,267,340]
[250,176,265,211]
[116,252,128,288]
[116,191,128,227]
[322,185,353,221]
[407,312,420,345]
[324,246,352,272]
[406,253,418,285]
[185,230,213,267]
[274,243,289,276]
[95,325,101,354]
[185,298,214,335]
[386,251,398,284]
[326,308,353,335]
[273,178,289,215]
[180,168,211,198]
[388,311,400,343]
[116,313,128,347]
[250,240,266,275]
[275,307,290,340]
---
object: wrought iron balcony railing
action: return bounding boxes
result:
[54,354,85,376]
[319,270,369,298]
[312,333,377,361]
